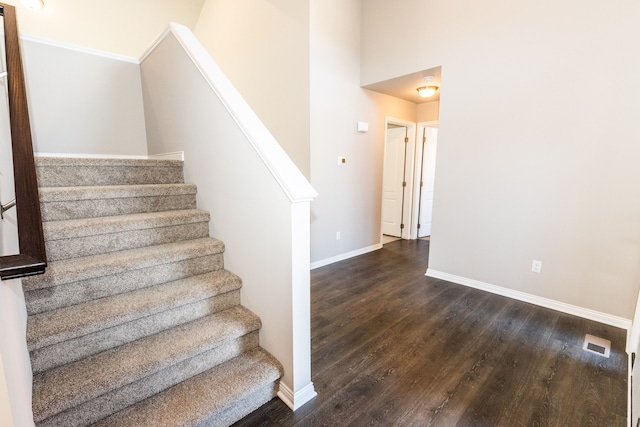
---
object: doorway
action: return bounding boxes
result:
[381,118,438,243]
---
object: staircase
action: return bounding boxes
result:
[22,157,283,426]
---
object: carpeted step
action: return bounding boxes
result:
[29,269,243,373]
[44,209,211,261]
[35,157,184,187]
[24,253,221,315]
[39,183,197,221]
[32,306,263,425]
[22,237,225,292]
[38,332,261,427]
[92,348,283,427]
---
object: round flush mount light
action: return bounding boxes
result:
[20,0,44,11]
[417,86,438,98]
[417,76,438,98]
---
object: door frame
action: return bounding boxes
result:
[380,117,417,242]
[409,121,438,239]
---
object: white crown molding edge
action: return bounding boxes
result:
[426,269,632,330]
[277,382,317,411]
[18,32,140,64]
[310,243,383,270]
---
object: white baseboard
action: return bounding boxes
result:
[426,269,632,330]
[277,382,317,411]
[148,151,185,161]
[35,152,149,159]
[311,243,382,270]
[34,152,185,161]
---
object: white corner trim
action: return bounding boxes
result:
[148,151,184,161]
[277,382,317,411]
[311,243,383,270]
[426,269,632,330]
[19,33,140,64]
[144,23,317,204]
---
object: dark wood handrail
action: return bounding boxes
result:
[0,3,47,280]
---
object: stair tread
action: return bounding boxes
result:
[32,306,262,422]
[35,157,183,168]
[43,209,210,241]
[23,237,225,291]
[92,347,282,427]
[28,269,242,351]
[39,183,197,202]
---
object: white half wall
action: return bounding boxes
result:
[0,57,34,427]
[362,0,640,320]
[20,37,148,156]
[140,24,317,409]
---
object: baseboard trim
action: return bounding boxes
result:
[277,382,317,411]
[148,151,185,161]
[426,269,632,330]
[34,152,185,161]
[311,243,382,270]
[35,152,149,159]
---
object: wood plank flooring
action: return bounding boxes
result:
[234,239,627,426]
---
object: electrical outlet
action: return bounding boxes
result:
[336,232,341,240]
[532,260,542,273]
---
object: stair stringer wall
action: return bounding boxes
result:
[140,24,317,410]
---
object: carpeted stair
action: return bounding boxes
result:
[22,157,283,427]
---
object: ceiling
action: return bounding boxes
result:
[362,66,441,104]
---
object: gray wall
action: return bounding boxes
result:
[22,38,148,156]
[362,0,640,319]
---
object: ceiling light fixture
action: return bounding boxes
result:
[417,76,438,98]
[417,86,438,98]
[20,0,44,11]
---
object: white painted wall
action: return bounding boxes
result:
[309,0,416,265]
[362,0,640,320]
[21,37,147,156]
[2,0,205,57]
[0,50,35,427]
[0,353,15,427]
[140,25,317,409]
[194,0,310,178]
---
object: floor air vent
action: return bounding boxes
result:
[583,334,611,358]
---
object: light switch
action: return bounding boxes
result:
[357,122,369,133]
[338,157,346,166]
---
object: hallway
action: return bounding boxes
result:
[235,239,627,426]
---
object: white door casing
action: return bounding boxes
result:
[381,118,416,240]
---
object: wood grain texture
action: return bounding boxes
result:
[0,3,47,280]
[234,240,627,426]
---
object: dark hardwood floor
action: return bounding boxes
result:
[234,239,627,426]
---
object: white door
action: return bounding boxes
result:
[417,126,438,237]
[382,126,407,237]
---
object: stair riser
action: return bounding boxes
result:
[25,255,222,314]
[41,195,197,221]
[211,382,279,427]
[31,290,241,373]
[46,222,210,261]
[37,165,184,188]
[36,332,260,427]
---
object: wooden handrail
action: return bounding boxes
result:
[0,3,47,280]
